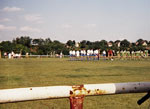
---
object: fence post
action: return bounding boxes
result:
[69,96,84,109]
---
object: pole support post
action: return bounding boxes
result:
[69,96,84,109]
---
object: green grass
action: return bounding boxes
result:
[0,58,150,109]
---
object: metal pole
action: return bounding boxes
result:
[69,96,84,109]
[0,82,150,104]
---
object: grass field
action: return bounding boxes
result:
[0,58,150,109]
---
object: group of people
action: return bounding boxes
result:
[4,51,22,59]
[69,49,149,61]
[2,49,149,60]
[116,50,149,59]
[69,49,100,61]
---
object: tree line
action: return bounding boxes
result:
[0,36,150,55]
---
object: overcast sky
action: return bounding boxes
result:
[0,0,150,43]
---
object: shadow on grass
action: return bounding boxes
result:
[57,74,95,78]
[0,76,21,83]
[102,66,150,71]
[57,74,126,78]
[74,68,91,72]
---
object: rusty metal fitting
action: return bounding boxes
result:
[69,96,84,109]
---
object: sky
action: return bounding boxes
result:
[0,0,150,43]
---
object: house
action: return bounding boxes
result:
[136,42,139,46]
[141,41,147,46]
[107,42,113,47]
[115,42,121,47]
[136,40,148,46]
[75,42,80,48]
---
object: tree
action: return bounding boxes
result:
[136,38,143,46]
[93,41,101,49]
[32,38,44,45]
[0,41,15,53]
[99,40,108,50]
[38,44,51,55]
[51,41,67,54]
[86,41,93,49]
[120,39,130,50]
[45,38,52,45]
[80,40,87,49]
[14,44,29,55]
[66,40,75,48]
[13,36,32,48]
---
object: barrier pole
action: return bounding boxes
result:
[0,82,150,108]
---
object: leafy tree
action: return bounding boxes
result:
[99,40,108,50]
[93,41,101,49]
[44,38,52,45]
[86,41,93,49]
[14,44,29,55]
[38,44,51,55]
[136,38,143,46]
[51,40,68,54]
[120,39,130,50]
[80,40,87,49]
[66,40,75,48]
[32,38,44,45]
[13,36,32,48]
[0,41,15,53]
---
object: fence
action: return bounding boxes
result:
[21,55,69,58]
[0,82,150,109]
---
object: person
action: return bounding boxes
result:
[4,52,7,58]
[90,49,94,60]
[15,53,18,58]
[80,49,84,61]
[83,49,86,60]
[18,53,21,58]
[108,49,113,60]
[120,50,123,59]
[131,51,135,59]
[87,49,90,60]
[145,50,149,57]
[123,50,126,59]
[94,49,99,60]
[117,51,120,58]
[102,50,106,59]
[8,53,11,59]
[136,51,140,59]
[69,50,73,60]
[26,52,29,58]
[126,51,130,59]
[11,51,14,59]
[140,51,144,58]
[72,49,76,60]
[60,52,63,58]
[76,50,80,60]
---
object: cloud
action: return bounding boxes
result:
[20,26,41,32]
[24,14,44,23]
[85,24,97,28]
[0,24,16,31]
[61,24,72,29]
[2,6,23,12]
[0,18,11,22]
